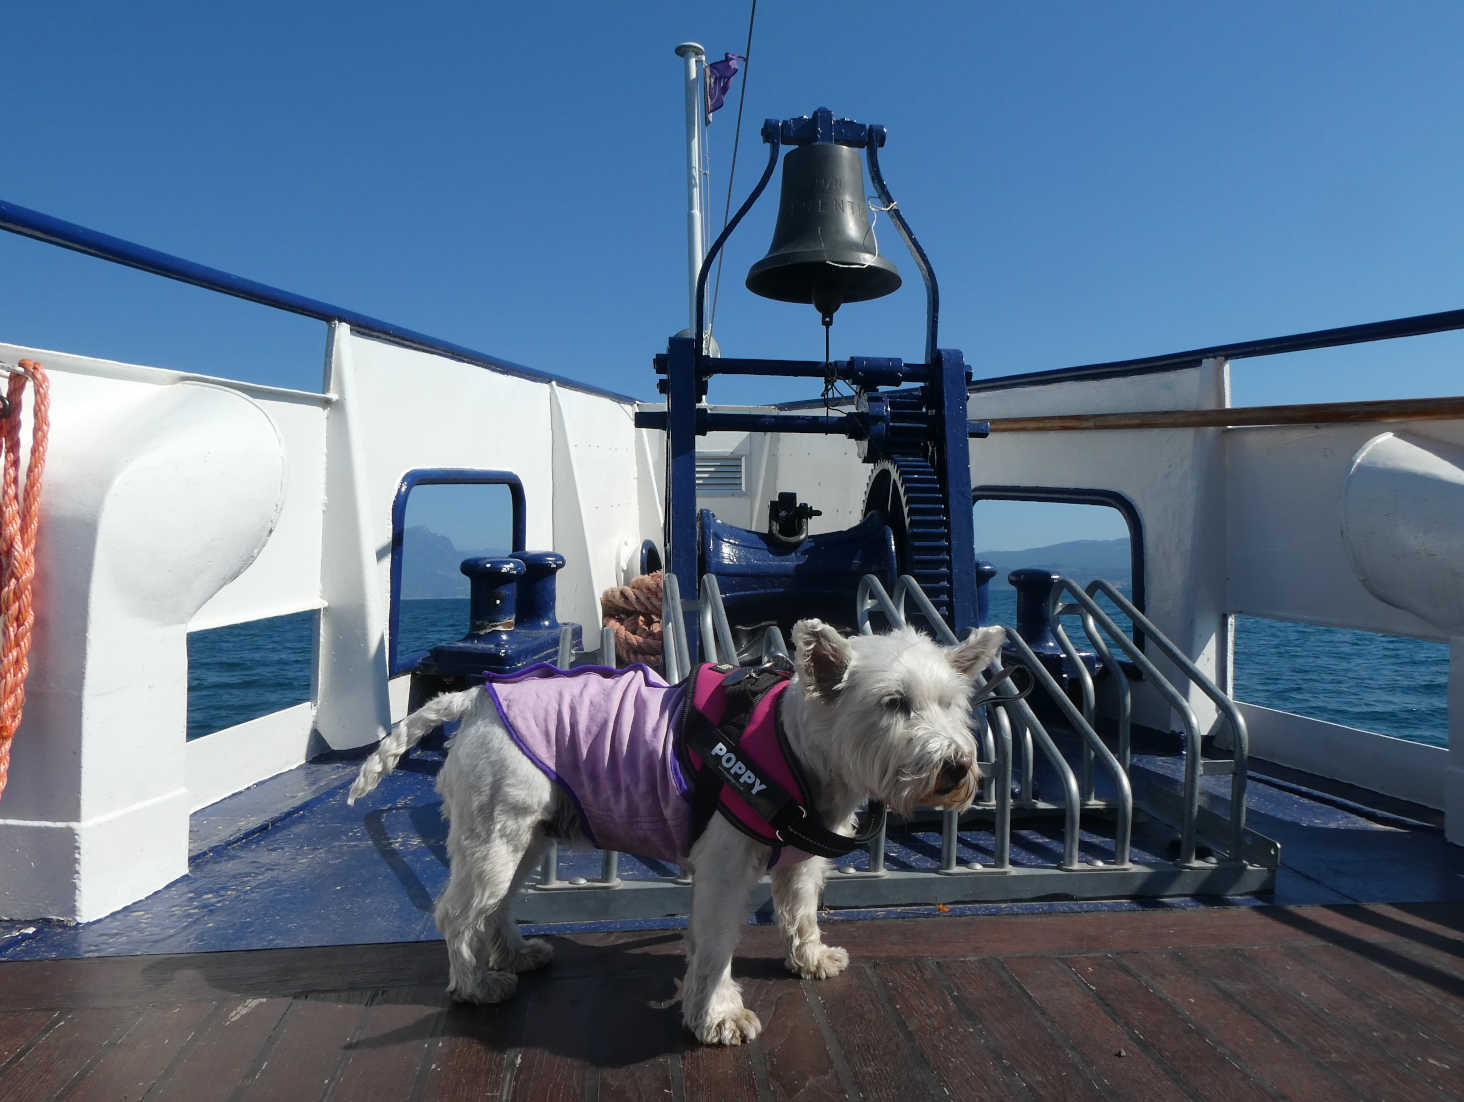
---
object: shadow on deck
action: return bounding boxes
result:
[2,902,1460,1100]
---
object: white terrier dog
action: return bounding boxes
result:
[348,618,1004,1045]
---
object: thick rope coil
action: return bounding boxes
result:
[600,571,664,671]
[0,359,49,802]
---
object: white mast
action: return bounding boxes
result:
[674,42,706,346]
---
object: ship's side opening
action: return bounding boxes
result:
[391,480,517,673]
[187,611,319,739]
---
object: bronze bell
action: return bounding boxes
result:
[746,142,901,319]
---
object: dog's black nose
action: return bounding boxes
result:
[935,757,970,794]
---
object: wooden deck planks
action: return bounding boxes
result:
[236,991,369,1101]
[1121,948,1350,1102]
[1001,953,1186,1101]
[0,902,1460,1101]
[876,958,1027,1100]
[331,986,444,1102]
[1063,954,1270,1101]
[809,963,942,1101]
[1183,946,1443,1102]
[0,1009,58,1070]
[66,1002,219,1102]
[946,957,1111,1102]
[738,975,847,1102]
[0,1005,134,1101]
[420,1002,510,1101]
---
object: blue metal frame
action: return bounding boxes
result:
[387,468,526,676]
[0,199,639,405]
[972,484,1147,649]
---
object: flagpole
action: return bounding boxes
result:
[674,42,706,347]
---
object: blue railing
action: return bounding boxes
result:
[0,200,639,404]
[968,305,1464,393]
[387,468,526,676]
[6,196,1462,405]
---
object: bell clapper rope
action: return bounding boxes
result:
[822,311,835,418]
[867,197,897,259]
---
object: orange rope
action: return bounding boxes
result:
[0,359,49,801]
[601,571,664,671]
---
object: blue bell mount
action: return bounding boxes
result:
[635,107,990,655]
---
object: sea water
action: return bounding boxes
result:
[186,590,1450,748]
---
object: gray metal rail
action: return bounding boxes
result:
[1073,580,1249,861]
[520,569,1274,919]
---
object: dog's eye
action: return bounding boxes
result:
[882,694,910,714]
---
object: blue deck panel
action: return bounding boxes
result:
[2,740,1460,962]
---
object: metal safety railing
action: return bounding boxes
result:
[1049,579,1249,863]
[856,574,1133,870]
[514,569,1275,922]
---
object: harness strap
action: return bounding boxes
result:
[678,663,885,860]
[971,663,1036,709]
[768,798,888,859]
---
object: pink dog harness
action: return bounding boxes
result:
[483,662,820,867]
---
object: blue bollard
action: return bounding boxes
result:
[512,551,567,630]
[417,554,577,677]
[1006,567,1100,681]
[462,557,525,633]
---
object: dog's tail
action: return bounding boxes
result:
[347,688,481,805]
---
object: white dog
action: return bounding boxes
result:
[349,618,1004,1045]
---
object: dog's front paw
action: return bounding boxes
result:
[509,937,554,973]
[694,1007,763,1046]
[787,943,849,980]
[447,969,518,1005]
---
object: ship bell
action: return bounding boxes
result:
[746,142,901,320]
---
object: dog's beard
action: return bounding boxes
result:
[860,721,979,818]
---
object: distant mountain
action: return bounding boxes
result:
[972,537,1130,587]
[400,526,502,600]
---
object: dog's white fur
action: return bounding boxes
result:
[348,618,1004,1045]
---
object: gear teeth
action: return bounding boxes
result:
[862,447,955,625]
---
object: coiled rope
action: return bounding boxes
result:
[0,359,49,802]
[600,571,664,671]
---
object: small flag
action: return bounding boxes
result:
[705,53,745,121]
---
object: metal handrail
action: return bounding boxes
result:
[661,573,691,682]
[857,573,1045,867]
[1086,579,1250,859]
[969,305,1464,393]
[0,200,641,405]
[1000,630,1133,867]
[760,624,790,663]
[697,574,738,666]
[892,575,959,645]
[1053,601,1132,774]
[1043,580,1208,863]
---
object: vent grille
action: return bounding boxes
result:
[695,454,745,495]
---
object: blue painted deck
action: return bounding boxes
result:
[2,736,1460,961]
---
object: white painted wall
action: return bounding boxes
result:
[1226,421,1464,638]
[964,360,1231,735]
[1224,418,1464,839]
[0,344,297,921]
[0,331,658,921]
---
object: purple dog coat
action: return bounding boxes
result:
[483,663,812,867]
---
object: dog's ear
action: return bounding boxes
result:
[948,625,1005,678]
[792,618,854,700]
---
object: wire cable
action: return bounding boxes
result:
[707,0,757,343]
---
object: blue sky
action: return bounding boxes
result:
[5,2,1463,549]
